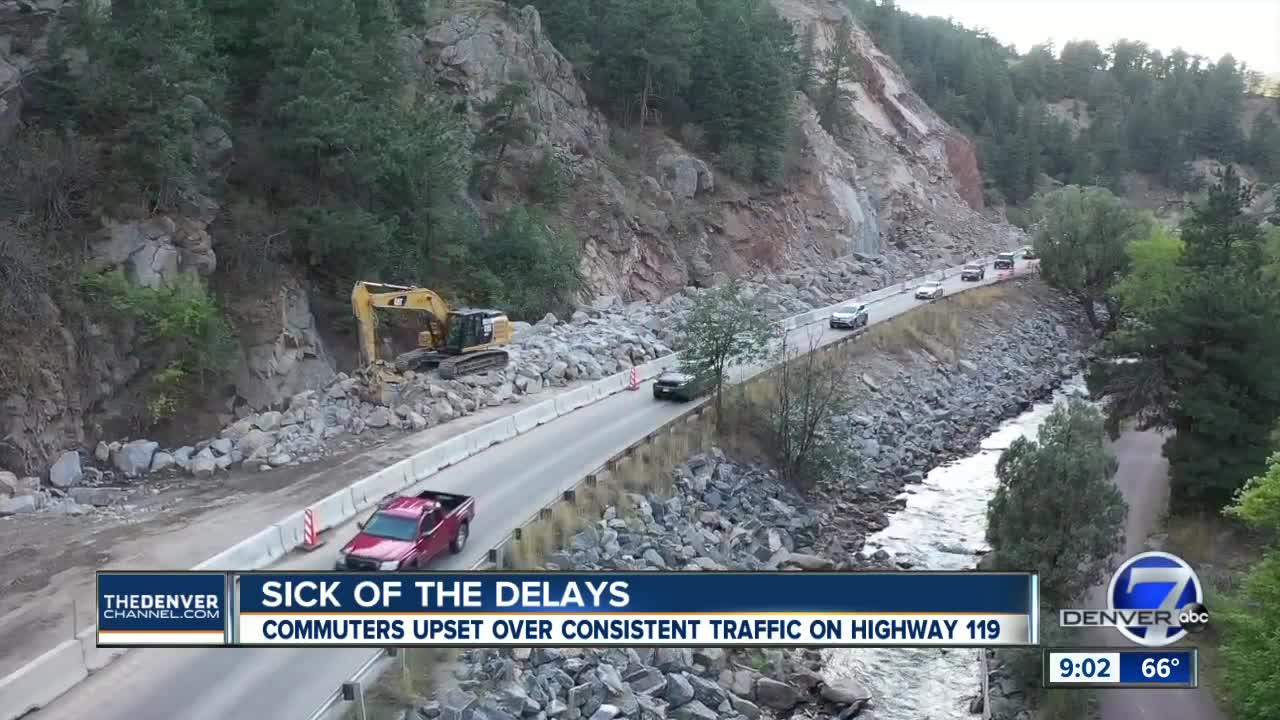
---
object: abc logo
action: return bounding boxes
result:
[1109,551,1204,647]
[1178,602,1211,633]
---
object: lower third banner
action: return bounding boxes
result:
[96,571,1038,647]
[232,571,1038,648]
[97,571,228,646]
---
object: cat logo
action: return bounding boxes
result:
[390,296,407,307]
[482,318,494,333]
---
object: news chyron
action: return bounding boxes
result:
[1060,551,1211,647]
[97,572,231,645]
[95,571,1040,648]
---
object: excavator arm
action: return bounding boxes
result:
[351,281,453,366]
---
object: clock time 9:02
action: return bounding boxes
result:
[1061,656,1112,678]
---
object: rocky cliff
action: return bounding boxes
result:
[0,0,1026,479]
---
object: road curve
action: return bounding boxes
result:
[33,265,1023,720]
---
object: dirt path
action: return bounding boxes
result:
[0,381,587,678]
[1085,429,1228,720]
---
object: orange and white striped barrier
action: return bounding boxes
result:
[627,366,640,391]
[301,508,325,551]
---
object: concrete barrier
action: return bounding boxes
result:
[196,524,286,571]
[435,435,471,468]
[553,386,594,415]
[513,400,557,434]
[77,626,126,671]
[274,511,309,553]
[311,488,357,531]
[409,444,448,479]
[0,639,87,718]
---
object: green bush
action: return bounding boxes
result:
[78,270,237,422]
[460,205,583,320]
[530,150,568,209]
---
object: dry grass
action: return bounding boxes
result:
[356,647,458,720]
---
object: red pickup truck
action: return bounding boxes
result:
[334,490,475,571]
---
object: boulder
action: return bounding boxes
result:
[150,451,176,473]
[819,680,871,708]
[0,494,37,515]
[753,678,802,711]
[69,486,129,507]
[0,470,16,496]
[113,440,159,476]
[656,154,714,199]
[49,450,84,488]
[191,449,218,478]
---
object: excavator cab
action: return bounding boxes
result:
[444,310,506,354]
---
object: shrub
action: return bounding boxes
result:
[78,270,237,423]
[460,205,583,319]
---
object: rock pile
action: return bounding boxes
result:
[3,309,674,501]
[435,448,875,720]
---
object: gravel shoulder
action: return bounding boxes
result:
[0,381,589,678]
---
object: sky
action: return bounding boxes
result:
[890,0,1280,75]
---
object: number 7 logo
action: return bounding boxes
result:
[1109,552,1203,647]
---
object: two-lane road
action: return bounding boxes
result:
[31,264,1022,720]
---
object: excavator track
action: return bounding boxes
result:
[437,349,510,380]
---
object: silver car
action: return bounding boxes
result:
[915,281,945,300]
[829,304,868,330]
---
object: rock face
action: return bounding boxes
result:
[89,213,219,288]
[226,271,336,412]
[424,3,609,154]
[417,0,1020,304]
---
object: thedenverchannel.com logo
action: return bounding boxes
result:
[1060,551,1211,647]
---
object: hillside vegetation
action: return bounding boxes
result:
[849,0,1280,205]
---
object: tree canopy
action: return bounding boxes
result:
[1030,185,1153,329]
[849,0,1280,203]
[985,399,1127,608]
[1087,168,1280,509]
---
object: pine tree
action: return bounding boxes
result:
[814,17,860,133]
[474,82,535,198]
[1088,168,1280,509]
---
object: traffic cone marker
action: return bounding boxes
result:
[301,508,326,551]
[628,366,641,390]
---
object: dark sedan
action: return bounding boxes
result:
[652,370,706,402]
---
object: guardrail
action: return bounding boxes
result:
[0,254,1008,719]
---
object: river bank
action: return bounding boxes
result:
[396,281,1095,720]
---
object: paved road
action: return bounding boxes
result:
[32,264,1023,720]
[1086,430,1228,720]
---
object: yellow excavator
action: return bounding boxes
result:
[352,282,513,390]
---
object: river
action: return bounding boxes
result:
[824,375,1089,719]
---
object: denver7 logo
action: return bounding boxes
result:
[1109,552,1204,647]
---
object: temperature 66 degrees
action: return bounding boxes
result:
[1142,657,1180,678]
[965,619,1000,640]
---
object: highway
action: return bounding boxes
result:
[31,263,1024,720]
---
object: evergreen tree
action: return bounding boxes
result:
[814,17,861,133]
[1031,185,1152,328]
[474,82,535,197]
[1088,168,1280,509]
[985,399,1127,608]
[1248,111,1280,178]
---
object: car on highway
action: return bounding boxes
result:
[1020,245,1038,260]
[829,303,869,330]
[914,281,945,300]
[335,490,475,571]
[994,252,1016,270]
[960,263,985,281]
[652,367,707,402]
